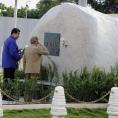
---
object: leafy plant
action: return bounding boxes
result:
[1,57,58,102]
[15,70,25,79]
[63,65,118,102]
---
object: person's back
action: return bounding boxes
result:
[2,36,20,68]
[24,45,42,74]
[23,37,48,75]
[2,28,21,80]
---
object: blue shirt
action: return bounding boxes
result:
[2,36,21,68]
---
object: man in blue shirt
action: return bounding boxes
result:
[2,28,21,80]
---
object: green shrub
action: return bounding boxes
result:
[2,64,118,103]
[15,70,25,79]
[0,78,53,102]
[63,66,118,102]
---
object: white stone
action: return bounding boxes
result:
[29,3,118,74]
[108,116,118,118]
[51,86,67,118]
[79,0,87,7]
[107,87,118,118]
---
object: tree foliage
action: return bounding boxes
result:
[0,0,118,19]
[36,0,60,18]
[88,0,118,13]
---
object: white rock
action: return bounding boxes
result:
[79,0,87,7]
[107,87,118,118]
[51,86,67,117]
[29,3,118,74]
[108,115,118,118]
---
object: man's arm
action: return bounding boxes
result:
[37,44,49,55]
[9,41,21,61]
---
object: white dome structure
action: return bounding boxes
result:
[29,3,118,73]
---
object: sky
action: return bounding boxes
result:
[0,0,40,9]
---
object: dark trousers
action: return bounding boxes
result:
[3,68,15,100]
[25,73,39,79]
[3,68,15,80]
[24,73,39,102]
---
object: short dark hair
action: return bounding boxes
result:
[30,37,38,44]
[11,28,20,34]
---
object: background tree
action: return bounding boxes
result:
[17,7,26,18]
[0,3,6,16]
[0,11,2,16]
[59,0,75,2]
[103,0,118,13]
[0,3,14,17]
[36,0,78,18]
[88,0,104,12]
[27,9,39,19]
[36,0,60,18]
[88,0,118,13]
[0,3,6,10]
[5,6,14,17]
[0,0,117,19]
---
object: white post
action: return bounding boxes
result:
[79,0,87,7]
[51,86,67,118]
[107,87,118,118]
[0,90,3,118]
[26,5,28,19]
[14,0,18,28]
[26,1,31,19]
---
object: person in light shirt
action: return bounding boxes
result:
[23,36,49,79]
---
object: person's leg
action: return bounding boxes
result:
[9,68,16,100]
[3,68,15,80]
[24,73,39,102]
[25,73,31,80]
[9,68,15,80]
[31,74,39,100]
[3,68,15,100]
[3,68,9,82]
[3,68,10,100]
[24,73,32,102]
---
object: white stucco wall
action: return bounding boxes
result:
[29,3,118,73]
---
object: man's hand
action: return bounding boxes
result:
[19,49,24,57]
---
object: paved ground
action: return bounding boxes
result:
[3,103,107,110]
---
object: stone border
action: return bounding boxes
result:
[3,103,107,110]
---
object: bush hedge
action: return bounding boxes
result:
[63,66,118,102]
[2,64,118,103]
